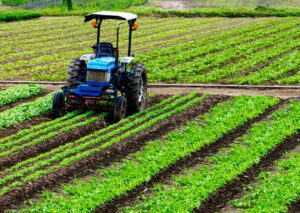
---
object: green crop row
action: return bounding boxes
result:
[231,144,300,212]
[0,94,179,178]
[0,19,263,81]
[125,100,300,212]
[0,17,193,53]
[0,110,82,145]
[0,93,53,130]
[0,93,204,196]
[0,111,100,157]
[1,18,218,69]
[148,19,299,82]
[142,18,292,72]
[25,95,279,212]
[230,50,300,84]
[137,18,277,62]
[192,34,300,83]
[0,84,45,107]
[276,71,300,84]
[1,18,218,62]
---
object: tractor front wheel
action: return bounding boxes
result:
[66,58,86,88]
[125,64,147,115]
[114,96,127,122]
[52,92,65,118]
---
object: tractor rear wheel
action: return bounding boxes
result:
[114,96,127,122]
[66,58,86,88]
[52,92,65,118]
[125,63,147,115]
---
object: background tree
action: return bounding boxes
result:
[62,0,72,10]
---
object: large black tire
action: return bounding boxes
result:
[114,96,127,122]
[66,58,86,88]
[52,92,65,118]
[125,63,147,115]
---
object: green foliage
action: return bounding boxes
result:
[25,96,279,212]
[126,100,299,212]
[0,93,202,197]
[232,147,300,212]
[0,10,40,22]
[0,84,45,107]
[0,93,53,129]
[0,110,99,157]
[1,16,299,85]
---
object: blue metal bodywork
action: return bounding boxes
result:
[71,56,117,97]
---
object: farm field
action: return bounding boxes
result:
[0,85,298,212]
[0,16,299,85]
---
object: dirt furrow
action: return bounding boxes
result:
[96,99,286,212]
[2,95,225,210]
[0,116,106,170]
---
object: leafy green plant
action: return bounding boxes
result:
[0,93,205,196]
[0,84,45,107]
[25,95,279,212]
[124,100,299,212]
[231,146,300,212]
[0,93,53,130]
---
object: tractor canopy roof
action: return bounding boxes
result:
[84,11,137,23]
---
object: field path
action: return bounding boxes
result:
[148,0,196,10]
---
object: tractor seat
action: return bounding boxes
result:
[98,42,114,56]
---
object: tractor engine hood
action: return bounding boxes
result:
[87,56,116,71]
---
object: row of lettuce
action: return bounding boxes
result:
[0,86,51,129]
[24,95,300,212]
[125,99,300,212]
[137,18,300,84]
[0,84,45,107]
[1,16,299,85]
[231,143,300,212]
[0,85,298,211]
[0,92,206,197]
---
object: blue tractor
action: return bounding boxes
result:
[52,11,147,121]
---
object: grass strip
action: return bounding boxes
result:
[0,10,41,22]
[26,95,279,212]
[125,100,300,212]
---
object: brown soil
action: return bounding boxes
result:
[0,114,52,139]
[149,87,300,99]
[0,94,223,210]
[97,99,285,212]
[196,131,300,213]
[288,200,300,213]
